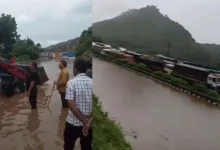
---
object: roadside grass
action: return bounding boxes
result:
[93,95,132,150]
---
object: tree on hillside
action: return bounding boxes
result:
[0,14,19,58]
[11,38,41,60]
[76,27,92,56]
[36,43,41,48]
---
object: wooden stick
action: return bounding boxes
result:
[30,127,39,136]
[47,85,55,107]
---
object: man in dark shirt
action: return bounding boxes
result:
[26,62,39,109]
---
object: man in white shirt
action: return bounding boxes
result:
[64,58,92,150]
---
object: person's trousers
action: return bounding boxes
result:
[59,92,69,108]
[29,88,37,109]
[64,122,92,150]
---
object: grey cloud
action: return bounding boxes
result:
[0,0,92,47]
[70,0,92,15]
[93,0,220,44]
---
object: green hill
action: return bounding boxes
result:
[44,37,79,52]
[93,5,220,68]
[43,27,92,58]
[200,43,220,52]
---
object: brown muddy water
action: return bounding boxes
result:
[0,59,81,150]
[93,57,220,150]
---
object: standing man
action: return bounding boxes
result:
[64,58,92,150]
[86,59,92,79]
[54,60,69,108]
[26,62,40,109]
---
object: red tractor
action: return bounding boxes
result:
[0,56,49,97]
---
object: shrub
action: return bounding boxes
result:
[115,59,128,64]
[145,68,153,73]
[206,90,219,99]
[154,71,188,86]
[100,53,106,58]
[192,83,208,93]
[108,55,115,60]
[127,62,136,67]
[161,73,172,80]
[115,58,121,63]
[135,63,147,70]
[105,55,112,59]
[154,71,164,76]
[170,77,188,86]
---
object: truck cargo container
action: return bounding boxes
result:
[104,51,134,62]
[120,53,134,62]
[141,57,165,71]
[124,50,144,63]
[155,54,178,63]
[92,42,106,55]
[172,63,220,92]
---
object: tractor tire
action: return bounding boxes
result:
[5,79,25,97]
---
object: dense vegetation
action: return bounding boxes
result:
[0,14,41,60]
[75,26,105,59]
[93,5,220,69]
[0,14,19,59]
[93,95,132,150]
[11,38,43,60]
[44,37,79,52]
[199,43,220,68]
[200,43,220,53]
[95,52,220,100]
[75,27,92,57]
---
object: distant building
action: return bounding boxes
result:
[40,52,49,57]
[61,52,76,61]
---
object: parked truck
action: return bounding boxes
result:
[171,62,220,93]
[0,56,49,97]
[124,50,143,62]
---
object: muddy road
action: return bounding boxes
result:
[0,59,80,150]
[93,57,220,150]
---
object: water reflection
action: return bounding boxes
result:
[26,110,40,135]
[57,108,68,140]
[25,109,44,150]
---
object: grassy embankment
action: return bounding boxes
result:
[93,95,132,150]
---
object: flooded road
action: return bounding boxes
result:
[0,59,80,150]
[93,57,220,150]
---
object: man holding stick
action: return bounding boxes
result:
[64,58,92,150]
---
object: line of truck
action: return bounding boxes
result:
[92,42,220,93]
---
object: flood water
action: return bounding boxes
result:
[93,57,220,150]
[0,59,81,150]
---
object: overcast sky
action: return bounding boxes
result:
[0,0,91,47]
[93,0,220,44]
